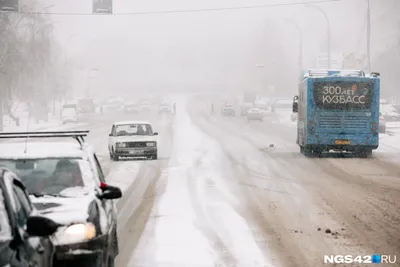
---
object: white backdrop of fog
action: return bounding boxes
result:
[22,0,400,99]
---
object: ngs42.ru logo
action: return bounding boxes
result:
[324,255,397,264]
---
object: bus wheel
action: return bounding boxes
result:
[300,146,313,157]
[359,149,372,158]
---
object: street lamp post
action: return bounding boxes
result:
[306,4,331,68]
[285,19,303,73]
[64,34,81,66]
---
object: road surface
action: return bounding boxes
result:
[75,96,399,267]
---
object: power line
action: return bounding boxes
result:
[21,0,340,16]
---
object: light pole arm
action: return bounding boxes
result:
[285,19,303,71]
[306,4,331,68]
[64,34,80,66]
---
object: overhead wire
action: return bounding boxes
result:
[20,0,341,16]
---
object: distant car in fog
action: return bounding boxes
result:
[102,98,124,112]
[61,104,78,124]
[139,102,152,112]
[158,103,172,114]
[381,104,400,122]
[221,105,235,116]
[240,103,253,116]
[77,98,95,113]
[246,108,263,122]
[123,103,140,114]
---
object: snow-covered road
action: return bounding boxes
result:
[61,96,399,267]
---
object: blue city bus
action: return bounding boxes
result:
[292,69,380,157]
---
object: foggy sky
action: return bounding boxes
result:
[20,0,400,97]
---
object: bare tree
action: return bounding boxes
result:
[0,4,66,130]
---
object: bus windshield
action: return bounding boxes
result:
[313,81,374,110]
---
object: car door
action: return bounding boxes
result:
[3,174,46,267]
[93,154,115,226]
[92,154,118,256]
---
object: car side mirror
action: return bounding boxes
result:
[26,216,60,237]
[109,133,112,137]
[153,132,158,136]
[98,186,122,200]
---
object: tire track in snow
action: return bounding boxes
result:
[215,107,400,262]
[116,116,174,267]
[116,163,163,267]
[187,96,382,267]
[187,100,305,267]
[186,157,238,267]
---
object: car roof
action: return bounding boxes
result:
[0,141,87,160]
[113,120,151,126]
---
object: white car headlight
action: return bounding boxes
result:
[146,142,156,147]
[54,223,96,246]
[117,142,126,148]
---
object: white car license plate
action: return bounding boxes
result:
[130,150,144,154]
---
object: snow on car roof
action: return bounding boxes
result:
[0,142,86,159]
[113,120,151,126]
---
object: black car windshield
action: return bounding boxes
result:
[0,159,84,195]
[115,124,153,136]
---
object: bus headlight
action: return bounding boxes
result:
[117,142,127,148]
[55,223,96,245]
[146,142,156,147]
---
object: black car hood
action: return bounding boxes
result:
[30,192,93,225]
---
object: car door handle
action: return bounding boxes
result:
[37,245,45,254]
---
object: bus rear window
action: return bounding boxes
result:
[313,81,374,110]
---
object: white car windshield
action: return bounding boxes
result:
[116,124,153,136]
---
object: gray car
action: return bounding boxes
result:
[246,108,263,121]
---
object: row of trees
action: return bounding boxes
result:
[0,4,67,130]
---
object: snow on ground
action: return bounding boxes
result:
[3,115,61,132]
[106,162,141,193]
[127,96,274,267]
[191,132,274,267]
[128,96,216,266]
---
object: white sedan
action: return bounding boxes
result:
[108,120,158,161]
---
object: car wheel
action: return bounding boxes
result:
[111,149,119,161]
[107,254,115,267]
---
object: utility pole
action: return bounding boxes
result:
[366,0,372,72]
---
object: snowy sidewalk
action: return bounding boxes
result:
[2,117,62,132]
